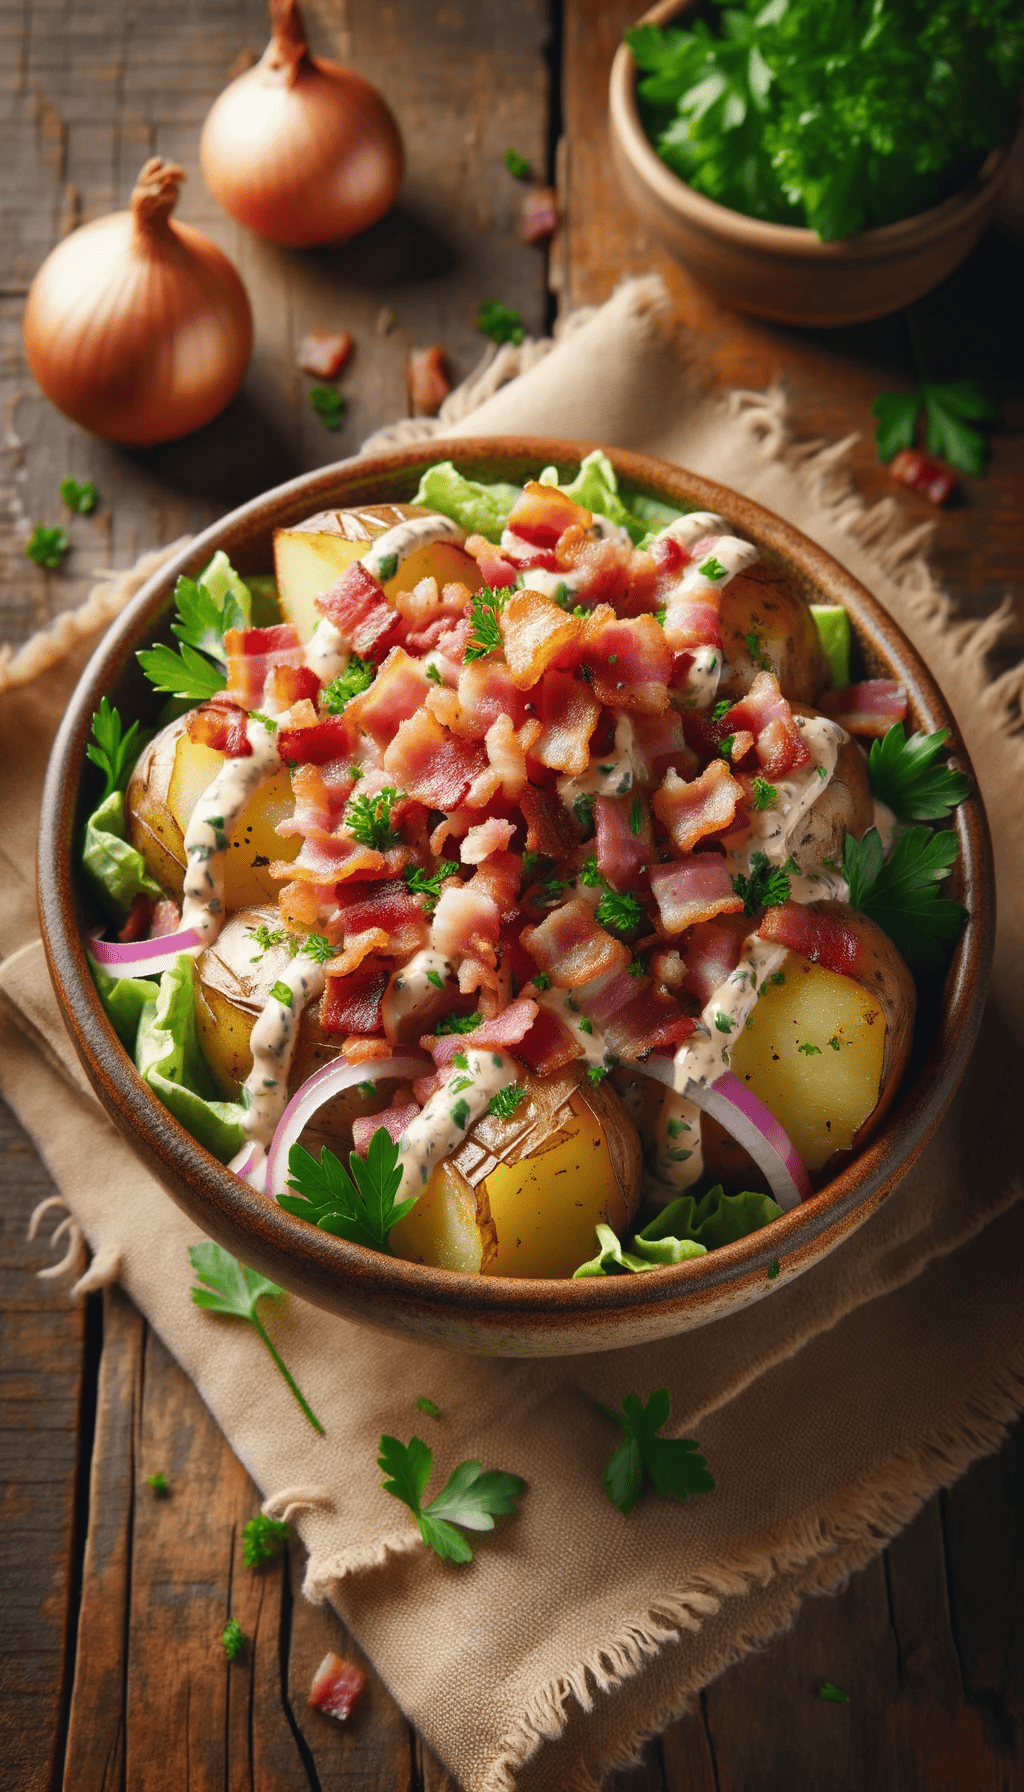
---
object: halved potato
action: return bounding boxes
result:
[274,502,484,641]
[390,1066,642,1279]
[126,717,298,909]
[195,906,342,1100]
[718,561,827,704]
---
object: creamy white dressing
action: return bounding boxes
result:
[668,533,760,596]
[648,1089,705,1196]
[671,936,789,1093]
[519,566,585,599]
[557,714,642,808]
[397,1046,517,1198]
[655,511,729,550]
[363,513,466,581]
[304,615,349,685]
[382,948,456,1040]
[674,643,723,711]
[181,716,281,944]
[242,958,327,1146]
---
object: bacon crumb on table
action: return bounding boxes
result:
[297,330,353,379]
[309,1651,366,1721]
[407,345,451,417]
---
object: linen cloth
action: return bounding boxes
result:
[3,275,1023,1792]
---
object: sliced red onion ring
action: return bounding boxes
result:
[229,1141,262,1184]
[265,1055,428,1200]
[635,1057,811,1212]
[88,925,202,980]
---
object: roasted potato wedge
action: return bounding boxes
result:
[786,706,874,873]
[126,717,298,908]
[719,561,827,705]
[390,1065,642,1279]
[274,501,484,641]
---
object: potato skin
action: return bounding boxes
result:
[786,709,874,873]
[126,721,189,900]
[195,906,343,1100]
[718,562,827,705]
[814,899,916,1154]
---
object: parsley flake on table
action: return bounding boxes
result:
[504,146,533,179]
[146,1471,170,1496]
[281,1127,416,1256]
[86,698,144,803]
[873,377,998,478]
[843,826,966,975]
[242,1513,292,1567]
[477,300,526,347]
[188,1244,324,1434]
[345,786,404,850]
[60,476,99,514]
[818,1680,850,1705]
[309,384,346,430]
[222,1618,247,1660]
[377,1433,526,1564]
[321,655,375,712]
[25,524,70,570]
[598,1389,715,1516]
[405,860,460,911]
[867,723,971,822]
[464,585,513,661]
[732,851,790,915]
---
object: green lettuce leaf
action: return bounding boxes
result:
[412,463,523,544]
[89,958,159,1054]
[82,789,164,922]
[135,954,247,1161]
[638,1185,782,1252]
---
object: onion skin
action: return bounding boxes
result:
[200,0,403,249]
[23,159,252,447]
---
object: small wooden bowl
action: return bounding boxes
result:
[38,438,993,1356]
[609,0,1024,327]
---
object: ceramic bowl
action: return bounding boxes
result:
[609,0,1024,328]
[38,438,993,1356]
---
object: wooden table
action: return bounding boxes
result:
[3,4,1023,1787]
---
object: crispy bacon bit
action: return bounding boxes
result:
[456,660,529,737]
[594,794,651,892]
[352,1099,420,1156]
[343,647,430,748]
[506,481,591,549]
[889,448,957,506]
[431,883,500,959]
[277,713,351,765]
[820,680,908,739]
[341,1036,400,1063]
[336,879,427,955]
[514,1005,584,1075]
[275,763,344,838]
[577,608,671,712]
[470,849,521,911]
[465,533,520,590]
[720,672,810,778]
[521,898,630,988]
[186,699,252,758]
[500,590,581,689]
[484,714,529,798]
[407,345,451,418]
[297,331,352,379]
[150,899,182,938]
[429,996,538,1064]
[309,1652,366,1723]
[604,986,697,1060]
[649,857,743,935]
[225,623,305,711]
[268,663,322,708]
[652,761,743,854]
[117,893,152,942]
[758,901,865,978]
[520,785,578,860]
[317,561,399,661]
[520,185,560,243]
[662,589,723,654]
[629,709,698,787]
[554,528,634,608]
[532,670,602,775]
[383,711,487,809]
[682,916,753,1006]
[270,834,385,886]
[460,818,516,864]
[320,964,390,1035]
[278,878,320,931]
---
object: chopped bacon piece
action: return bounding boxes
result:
[274,764,342,839]
[458,947,513,1018]
[270,833,385,886]
[629,709,698,787]
[470,848,522,912]
[407,344,450,418]
[532,669,602,775]
[309,1652,366,1723]
[485,714,529,798]
[578,609,670,712]
[514,1005,584,1075]
[594,794,651,893]
[225,623,306,711]
[341,1036,400,1063]
[316,561,399,661]
[186,699,252,757]
[456,660,529,737]
[520,184,560,243]
[383,711,488,809]
[336,879,427,955]
[720,671,809,778]
[278,878,320,931]
[889,448,957,506]
[460,818,516,864]
[343,647,430,748]
[118,893,152,942]
[649,857,743,935]
[506,481,591,549]
[603,985,697,1060]
[328,926,391,978]
[521,897,630,988]
[267,663,322,708]
[554,527,634,608]
[150,899,182,938]
[464,533,520,590]
[520,785,578,860]
[434,615,474,667]
[820,680,908,739]
[352,1099,419,1156]
[431,882,500,959]
[297,331,352,379]
[652,761,743,854]
[651,535,688,578]
[499,590,581,689]
[758,901,866,978]
[500,532,560,572]
[278,714,352,766]
[320,964,390,1035]
[662,589,723,654]
[429,996,538,1064]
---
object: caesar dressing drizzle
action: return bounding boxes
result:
[181,716,281,944]
[396,1047,517,1200]
[383,948,457,1038]
[242,958,327,1146]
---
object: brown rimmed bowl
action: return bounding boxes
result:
[609,0,1024,328]
[38,437,994,1356]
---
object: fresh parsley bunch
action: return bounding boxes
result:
[86,698,144,803]
[843,826,966,975]
[137,557,249,701]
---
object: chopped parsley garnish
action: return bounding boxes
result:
[719,734,736,759]
[86,697,143,803]
[573,791,595,834]
[750,776,777,810]
[629,796,643,835]
[309,384,345,430]
[767,1259,780,1280]
[579,855,602,888]
[698,555,727,581]
[378,1433,525,1563]
[61,477,98,514]
[222,1618,247,1660]
[242,1514,291,1567]
[427,969,445,990]
[477,300,526,347]
[595,888,644,938]
[488,1083,527,1119]
[146,1471,169,1496]
[531,971,552,991]
[358,1081,377,1096]
[520,850,540,885]
[538,873,573,906]
[797,1042,821,1056]
[711,698,731,722]
[321,655,375,712]
[714,1011,735,1034]
[250,710,277,733]
[425,661,443,683]
[416,1396,443,1419]
[375,551,399,580]
[453,1050,468,1069]
[449,1075,473,1094]
[626,958,646,979]
[745,630,772,671]
[599,1389,714,1516]
[843,825,965,974]
[450,1097,471,1129]
[818,1681,850,1705]
[504,146,533,179]
[405,860,460,912]
[25,524,69,569]
[345,785,404,850]
[435,1011,483,1035]
[302,932,337,964]
[270,980,293,1007]
[578,1016,593,1034]
[464,585,513,661]
[188,1244,324,1433]
[587,1064,609,1086]
[281,1127,416,1256]
[828,1036,841,1051]
[867,723,971,822]
[731,851,791,915]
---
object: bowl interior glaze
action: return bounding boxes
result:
[38,438,994,1357]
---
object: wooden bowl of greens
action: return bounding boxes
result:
[610,0,1024,327]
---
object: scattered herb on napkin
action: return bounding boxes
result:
[378,1433,526,1563]
[600,1389,714,1516]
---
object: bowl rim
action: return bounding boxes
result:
[609,0,1023,261]
[38,435,995,1334]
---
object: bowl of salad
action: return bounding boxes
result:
[38,438,992,1356]
[609,0,1024,327]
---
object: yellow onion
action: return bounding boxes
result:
[23,159,252,447]
[200,0,403,249]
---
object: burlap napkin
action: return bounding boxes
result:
[4,276,1023,1792]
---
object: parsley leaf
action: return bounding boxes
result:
[488,1083,526,1119]
[188,1244,324,1434]
[280,1127,416,1255]
[504,146,533,179]
[464,585,513,662]
[345,786,404,849]
[25,524,69,569]
[416,1396,443,1419]
[843,825,966,974]
[596,887,644,937]
[750,776,777,810]
[242,1513,292,1567]
[873,379,999,477]
[819,1681,850,1705]
[378,1433,525,1564]
[248,922,287,960]
[86,697,143,803]
[731,850,791,915]
[435,1011,482,1036]
[309,384,346,430]
[321,656,375,712]
[270,980,293,1007]
[302,931,338,965]
[222,1618,247,1660]
[146,1471,169,1496]
[136,640,227,702]
[405,860,460,912]
[477,300,526,347]
[60,477,98,514]
[599,1389,715,1516]
[170,571,246,665]
[867,724,971,822]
